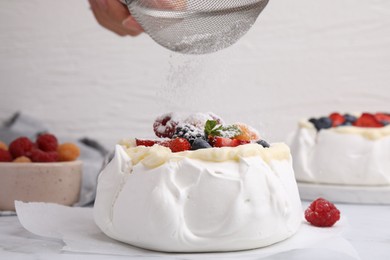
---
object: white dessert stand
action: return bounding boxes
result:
[297,182,390,205]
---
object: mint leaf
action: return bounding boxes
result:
[204,120,222,137]
[204,120,242,138]
[220,125,242,138]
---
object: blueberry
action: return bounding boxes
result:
[381,121,389,126]
[191,138,212,150]
[256,139,270,148]
[310,117,332,131]
[343,114,357,124]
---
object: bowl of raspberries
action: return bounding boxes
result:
[0,133,81,211]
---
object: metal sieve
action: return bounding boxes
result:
[121,0,269,54]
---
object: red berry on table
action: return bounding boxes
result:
[353,113,383,128]
[36,133,58,152]
[305,198,340,227]
[160,138,191,153]
[30,149,59,162]
[153,113,179,138]
[9,137,34,158]
[136,139,158,147]
[329,112,345,127]
[0,149,13,162]
[212,137,241,147]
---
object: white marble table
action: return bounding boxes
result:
[1,202,389,260]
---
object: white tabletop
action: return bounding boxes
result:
[1,202,389,260]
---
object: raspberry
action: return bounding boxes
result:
[256,139,270,148]
[58,143,80,161]
[172,123,205,144]
[30,149,59,162]
[36,133,58,152]
[0,141,8,151]
[0,149,13,162]
[9,137,34,158]
[153,113,179,138]
[208,112,224,125]
[305,198,340,227]
[160,138,191,153]
[13,156,32,163]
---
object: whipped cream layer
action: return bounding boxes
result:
[94,144,302,252]
[291,121,390,186]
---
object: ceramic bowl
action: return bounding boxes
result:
[0,161,82,211]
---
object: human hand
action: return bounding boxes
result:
[88,0,144,36]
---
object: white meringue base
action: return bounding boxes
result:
[290,124,390,186]
[94,145,302,252]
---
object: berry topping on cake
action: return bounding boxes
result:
[136,139,157,147]
[0,149,13,162]
[305,198,340,227]
[233,123,261,141]
[153,113,179,138]
[184,112,224,129]
[133,112,271,152]
[191,138,212,150]
[374,113,390,125]
[343,114,357,125]
[36,133,58,152]
[353,113,383,128]
[172,123,205,144]
[256,139,270,148]
[329,113,345,127]
[9,137,34,158]
[309,117,332,131]
[212,137,241,148]
[308,112,389,131]
[161,138,191,153]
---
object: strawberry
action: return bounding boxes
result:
[212,137,241,147]
[374,113,390,125]
[353,113,383,128]
[329,112,345,127]
[136,139,158,147]
[160,138,191,153]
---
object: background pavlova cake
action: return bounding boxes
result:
[94,112,302,252]
[290,112,390,186]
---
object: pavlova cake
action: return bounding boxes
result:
[94,112,302,252]
[290,112,390,186]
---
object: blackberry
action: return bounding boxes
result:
[172,124,205,144]
[256,139,270,148]
[309,117,332,131]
